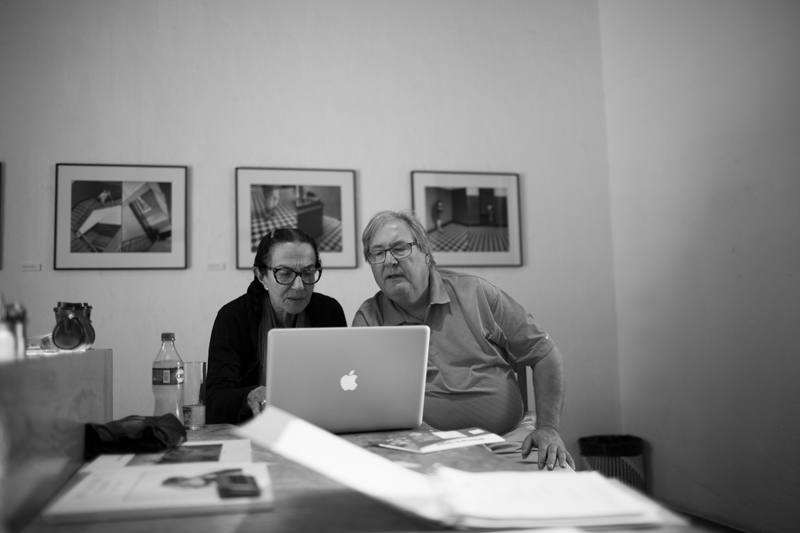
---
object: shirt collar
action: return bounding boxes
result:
[428,268,451,306]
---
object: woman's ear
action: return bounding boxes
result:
[253,267,266,285]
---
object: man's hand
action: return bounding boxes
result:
[521,426,575,470]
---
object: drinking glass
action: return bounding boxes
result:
[182,361,207,430]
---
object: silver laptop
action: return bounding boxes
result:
[265,326,430,434]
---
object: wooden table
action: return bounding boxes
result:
[22,424,708,533]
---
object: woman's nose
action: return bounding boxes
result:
[291,275,305,289]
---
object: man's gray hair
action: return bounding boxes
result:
[361,210,436,266]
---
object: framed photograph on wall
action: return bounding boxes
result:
[0,161,4,270]
[411,171,522,267]
[236,167,357,269]
[55,164,188,270]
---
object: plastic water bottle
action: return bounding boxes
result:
[152,332,184,420]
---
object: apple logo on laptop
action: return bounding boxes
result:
[340,370,358,391]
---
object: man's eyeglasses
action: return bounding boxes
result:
[366,241,417,264]
[268,267,322,285]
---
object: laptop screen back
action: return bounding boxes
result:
[265,326,430,434]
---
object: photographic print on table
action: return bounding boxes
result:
[236,167,357,269]
[55,164,187,270]
[411,171,521,267]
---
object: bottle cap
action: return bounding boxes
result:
[161,332,175,341]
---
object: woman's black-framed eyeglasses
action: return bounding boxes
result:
[366,241,417,264]
[268,267,322,285]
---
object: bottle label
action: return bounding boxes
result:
[152,367,185,385]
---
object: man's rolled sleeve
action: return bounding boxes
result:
[483,278,556,367]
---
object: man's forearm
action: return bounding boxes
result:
[530,346,566,430]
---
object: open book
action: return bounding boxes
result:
[236,407,665,530]
[371,427,503,454]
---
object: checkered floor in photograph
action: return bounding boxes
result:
[428,223,509,252]
[250,189,342,253]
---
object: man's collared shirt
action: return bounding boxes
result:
[353,268,555,434]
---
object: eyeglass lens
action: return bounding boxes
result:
[272,268,320,285]
[368,242,414,263]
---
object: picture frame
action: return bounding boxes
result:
[236,167,357,269]
[55,164,188,270]
[411,171,522,267]
[0,161,4,270]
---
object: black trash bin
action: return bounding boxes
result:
[578,435,646,492]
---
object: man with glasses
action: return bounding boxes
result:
[206,228,347,424]
[354,210,574,470]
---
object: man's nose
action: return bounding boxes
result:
[384,251,399,266]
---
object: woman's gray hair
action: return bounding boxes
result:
[253,227,321,282]
[361,210,436,266]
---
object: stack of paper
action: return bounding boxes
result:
[372,427,504,454]
[81,439,252,470]
[237,407,665,530]
[430,466,660,529]
[42,440,271,524]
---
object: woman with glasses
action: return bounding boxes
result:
[206,227,346,424]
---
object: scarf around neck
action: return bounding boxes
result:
[257,291,309,387]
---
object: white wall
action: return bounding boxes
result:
[600,1,800,531]
[0,0,619,463]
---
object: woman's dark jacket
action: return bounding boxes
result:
[205,280,347,424]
